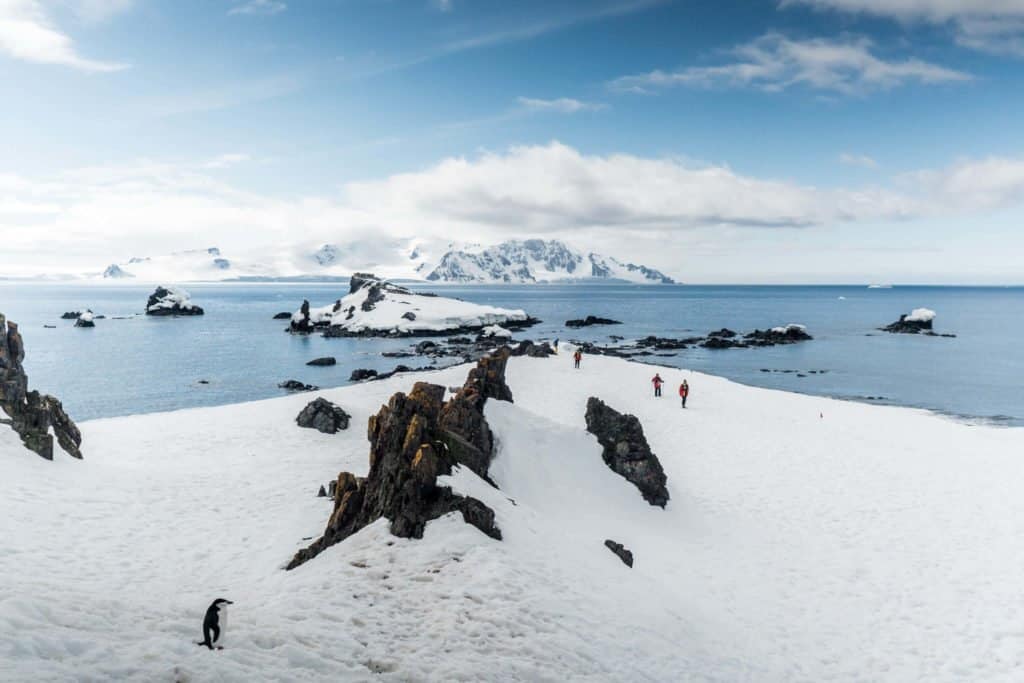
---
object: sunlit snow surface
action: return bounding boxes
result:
[3,353,1024,681]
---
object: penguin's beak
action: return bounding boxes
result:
[225,600,234,604]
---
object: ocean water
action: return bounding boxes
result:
[1,282,1021,425]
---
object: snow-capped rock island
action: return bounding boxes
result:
[289,273,538,337]
[145,287,204,316]
[880,308,955,336]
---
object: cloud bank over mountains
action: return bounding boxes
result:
[3,142,1024,278]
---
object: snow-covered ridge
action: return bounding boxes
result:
[290,273,536,337]
[83,239,675,284]
[426,239,675,284]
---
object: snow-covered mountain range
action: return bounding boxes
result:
[424,239,674,284]
[88,239,676,284]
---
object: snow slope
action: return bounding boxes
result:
[3,354,1024,681]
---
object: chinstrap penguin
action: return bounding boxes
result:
[196,598,233,650]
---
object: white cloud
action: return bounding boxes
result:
[782,0,1024,55]
[516,97,607,113]
[4,144,1024,275]
[839,152,879,168]
[202,153,253,169]
[228,0,287,17]
[0,0,129,71]
[609,33,971,95]
[69,0,135,24]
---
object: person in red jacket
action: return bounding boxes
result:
[652,373,664,397]
[573,349,582,369]
[679,379,689,408]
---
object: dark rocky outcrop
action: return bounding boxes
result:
[1,314,82,460]
[145,287,204,316]
[880,311,954,337]
[287,350,515,570]
[566,316,623,328]
[74,311,95,328]
[510,340,554,358]
[318,484,327,497]
[60,311,80,320]
[349,368,379,382]
[306,357,337,367]
[279,380,318,392]
[296,398,351,434]
[273,312,292,320]
[584,397,669,507]
[744,325,813,345]
[604,539,634,568]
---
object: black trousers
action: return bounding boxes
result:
[654,386,661,396]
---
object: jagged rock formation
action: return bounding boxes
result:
[1,314,82,460]
[604,539,634,568]
[145,286,204,316]
[296,398,351,434]
[584,397,669,507]
[566,316,622,328]
[287,350,513,570]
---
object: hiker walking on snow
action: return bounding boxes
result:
[573,349,582,369]
[679,379,689,408]
[652,373,664,397]
[553,338,559,353]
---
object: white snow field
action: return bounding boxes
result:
[3,352,1024,681]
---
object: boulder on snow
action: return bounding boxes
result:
[565,316,623,328]
[317,484,327,497]
[604,539,634,568]
[306,357,337,367]
[145,286,204,316]
[584,397,669,507]
[510,340,554,358]
[1,314,82,460]
[296,398,351,434]
[279,379,318,392]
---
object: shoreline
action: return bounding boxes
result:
[74,353,1024,430]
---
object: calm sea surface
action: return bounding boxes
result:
[1,282,1021,425]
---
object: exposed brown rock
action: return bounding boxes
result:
[585,397,668,507]
[287,351,516,570]
[1,314,82,460]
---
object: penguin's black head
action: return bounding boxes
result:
[213,598,233,606]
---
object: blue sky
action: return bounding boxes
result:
[2,0,1023,282]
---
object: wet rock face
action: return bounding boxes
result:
[584,397,668,508]
[604,539,634,568]
[565,316,622,329]
[1,314,82,460]
[279,380,318,392]
[296,398,350,434]
[287,350,515,570]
